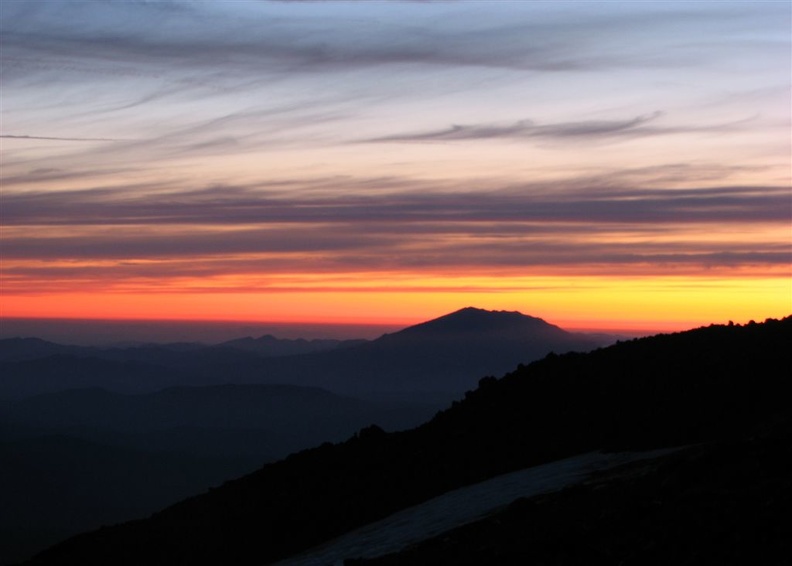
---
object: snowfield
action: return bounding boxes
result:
[274,448,676,566]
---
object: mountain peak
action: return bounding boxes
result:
[389,307,564,340]
[452,306,542,320]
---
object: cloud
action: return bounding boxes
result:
[1,1,788,297]
[364,112,757,144]
[3,0,742,91]
[2,1,783,175]
[3,180,788,227]
[367,113,664,143]
[2,178,789,289]
[0,134,126,142]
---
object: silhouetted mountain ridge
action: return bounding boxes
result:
[357,427,792,566]
[0,338,82,363]
[6,383,435,448]
[219,335,368,356]
[388,307,559,339]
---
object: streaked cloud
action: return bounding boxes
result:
[3,180,789,228]
[0,134,125,142]
[3,176,788,295]
[368,112,664,143]
[365,112,763,144]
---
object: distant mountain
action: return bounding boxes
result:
[384,307,564,339]
[0,338,81,362]
[219,335,367,357]
[0,355,197,400]
[254,307,601,399]
[0,337,203,363]
[24,317,791,566]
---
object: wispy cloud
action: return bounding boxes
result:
[3,177,789,292]
[364,112,758,144]
[0,134,126,142]
[367,113,666,143]
[4,180,788,227]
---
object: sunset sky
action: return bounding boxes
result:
[1,0,790,336]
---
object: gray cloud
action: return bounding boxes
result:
[2,178,789,285]
[0,134,126,142]
[3,181,788,227]
[368,113,662,143]
[2,1,779,172]
[2,0,742,91]
[0,10,597,79]
[364,112,756,144]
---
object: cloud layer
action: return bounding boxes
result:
[3,177,789,294]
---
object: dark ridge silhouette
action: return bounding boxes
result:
[0,338,203,363]
[0,338,82,362]
[219,335,368,356]
[0,355,197,400]
[356,425,792,565]
[0,384,439,564]
[387,306,558,337]
[4,384,437,458]
[22,316,791,566]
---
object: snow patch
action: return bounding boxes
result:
[275,449,676,566]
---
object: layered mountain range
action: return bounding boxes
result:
[0,307,601,401]
[0,308,608,564]
[12,315,791,565]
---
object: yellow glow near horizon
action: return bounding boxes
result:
[3,274,789,334]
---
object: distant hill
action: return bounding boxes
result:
[0,338,82,363]
[0,434,256,566]
[0,355,196,400]
[0,384,439,565]
[23,317,791,566]
[219,335,367,357]
[4,384,437,458]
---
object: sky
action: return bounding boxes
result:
[1,0,790,337]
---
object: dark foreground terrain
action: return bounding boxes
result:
[21,317,792,565]
[356,428,792,565]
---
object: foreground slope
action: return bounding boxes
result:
[0,384,437,564]
[357,427,792,565]
[25,317,791,566]
[0,436,254,566]
[4,384,435,458]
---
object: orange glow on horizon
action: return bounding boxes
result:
[3,273,789,336]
